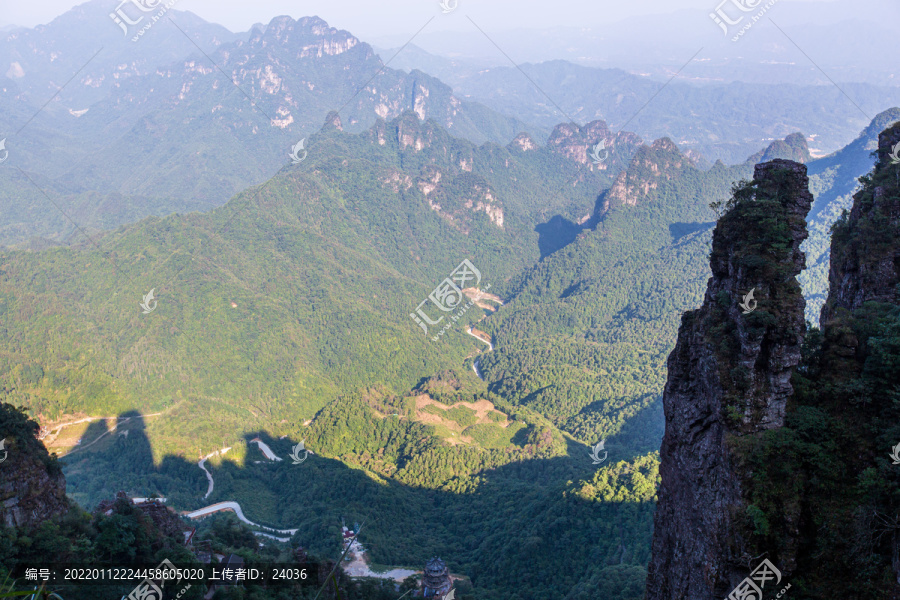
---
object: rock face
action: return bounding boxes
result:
[0,403,69,529]
[323,110,343,131]
[509,132,537,152]
[645,159,812,600]
[546,120,642,168]
[600,138,688,214]
[820,124,900,323]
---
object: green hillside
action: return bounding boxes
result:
[477,138,756,447]
[0,109,637,456]
[0,14,538,247]
[0,111,665,599]
[1,110,861,599]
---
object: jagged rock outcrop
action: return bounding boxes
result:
[599,138,688,214]
[360,113,506,231]
[645,159,813,600]
[0,403,69,529]
[396,111,438,151]
[546,120,641,169]
[415,165,504,231]
[323,110,343,131]
[748,132,811,165]
[509,132,537,152]
[250,16,361,59]
[820,124,900,323]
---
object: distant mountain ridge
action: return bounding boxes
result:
[381,51,900,164]
[0,10,538,246]
[0,0,241,108]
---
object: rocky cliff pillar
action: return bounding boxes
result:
[820,124,900,324]
[645,159,812,600]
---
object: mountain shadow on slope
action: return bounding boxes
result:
[37,395,659,600]
[535,214,583,259]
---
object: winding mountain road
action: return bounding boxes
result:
[192,446,297,540]
[197,447,231,499]
[467,327,493,381]
[186,501,298,535]
[251,438,282,461]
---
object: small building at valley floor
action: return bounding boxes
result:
[422,557,452,598]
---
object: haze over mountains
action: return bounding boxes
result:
[371,0,900,85]
[1,0,898,247]
[385,54,900,164]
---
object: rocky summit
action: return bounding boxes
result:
[646,159,813,600]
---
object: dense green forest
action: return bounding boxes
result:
[0,402,332,600]
[5,379,661,600]
[0,111,624,459]
[2,101,888,599]
[477,139,752,447]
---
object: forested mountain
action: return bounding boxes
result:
[472,130,820,448]
[6,110,822,468]
[2,103,878,598]
[0,9,536,246]
[0,109,627,453]
[0,109,667,600]
[0,107,641,486]
[2,6,898,595]
[3,2,897,250]
[0,100,681,599]
[0,0,241,108]
[2,98,895,600]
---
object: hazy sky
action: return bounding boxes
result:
[0,0,834,38]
